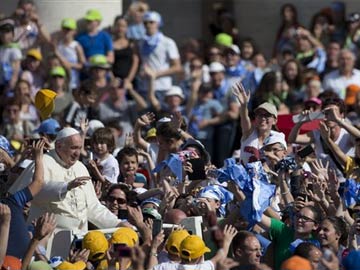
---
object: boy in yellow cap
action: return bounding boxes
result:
[34,88,57,120]
[76,9,114,64]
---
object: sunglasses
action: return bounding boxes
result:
[107,196,127,204]
[255,113,274,119]
[144,21,156,25]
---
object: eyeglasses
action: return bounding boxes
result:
[296,213,316,223]
[107,196,127,204]
[255,113,274,119]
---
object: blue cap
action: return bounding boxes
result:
[33,118,61,135]
[343,250,360,270]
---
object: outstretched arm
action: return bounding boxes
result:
[232,82,252,138]
[0,204,11,266]
[28,140,45,197]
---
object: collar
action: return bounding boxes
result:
[51,149,72,169]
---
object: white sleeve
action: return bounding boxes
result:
[85,181,120,228]
[167,39,180,60]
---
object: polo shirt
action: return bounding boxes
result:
[76,31,113,59]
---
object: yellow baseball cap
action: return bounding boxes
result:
[89,54,110,69]
[61,18,77,30]
[180,235,211,260]
[111,227,138,247]
[27,48,42,61]
[34,89,57,120]
[84,9,102,21]
[82,231,109,261]
[166,229,190,255]
[215,33,233,47]
[55,261,86,270]
[145,128,157,140]
[50,66,66,77]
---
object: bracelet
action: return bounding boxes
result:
[150,252,158,257]
[281,190,290,195]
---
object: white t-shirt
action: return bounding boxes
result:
[96,154,120,184]
[153,260,214,270]
[140,34,180,91]
[323,69,360,99]
[0,45,22,85]
[147,142,159,164]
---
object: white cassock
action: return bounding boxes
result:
[9,149,120,233]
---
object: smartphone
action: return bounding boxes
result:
[72,238,82,251]
[297,193,308,202]
[27,138,41,145]
[307,183,313,192]
[118,209,128,220]
[187,158,206,180]
[84,137,91,147]
[152,219,163,237]
[297,145,314,159]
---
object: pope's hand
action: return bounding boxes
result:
[67,176,91,191]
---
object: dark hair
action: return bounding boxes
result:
[282,59,303,90]
[116,146,138,165]
[77,81,98,96]
[304,205,322,224]
[240,37,258,59]
[91,127,116,153]
[114,15,126,25]
[294,242,320,259]
[5,97,21,108]
[156,122,182,142]
[232,231,257,252]
[321,97,346,114]
[107,183,129,197]
[323,216,349,246]
[18,0,34,6]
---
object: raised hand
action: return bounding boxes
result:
[33,213,57,240]
[309,159,329,182]
[319,121,330,140]
[67,176,91,191]
[232,81,250,107]
[0,203,11,224]
[137,112,156,127]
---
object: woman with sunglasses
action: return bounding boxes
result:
[233,82,286,165]
[105,184,128,217]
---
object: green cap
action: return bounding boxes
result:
[215,33,233,47]
[84,9,102,21]
[50,66,66,77]
[89,54,110,69]
[61,18,77,30]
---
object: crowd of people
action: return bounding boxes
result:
[1,0,360,269]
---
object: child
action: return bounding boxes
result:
[88,127,119,185]
[116,146,147,189]
[63,80,98,128]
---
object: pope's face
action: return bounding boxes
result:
[56,134,82,167]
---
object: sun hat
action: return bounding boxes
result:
[1,256,22,270]
[61,18,77,30]
[27,48,42,61]
[34,89,57,120]
[111,227,139,247]
[343,250,360,270]
[143,11,162,23]
[50,66,66,77]
[165,86,184,99]
[209,62,225,73]
[89,54,111,69]
[82,231,108,261]
[254,102,278,118]
[180,235,211,260]
[33,118,61,135]
[84,9,102,21]
[262,132,287,150]
[28,261,53,270]
[215,33,233,47]
[166,229,190,255]
[145,128,156,140]
[55,261,86,270]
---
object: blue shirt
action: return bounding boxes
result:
[2,187,33,259]
[76,31,113,59]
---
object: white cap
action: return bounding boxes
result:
[228,44,240,55]
[143,11,162,23]
[56,127,80,141]
[209,62,225,73]
[87,120,104,137]
[165,86,184,99]
[262,132,287,150]
[134,187,148,194]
